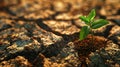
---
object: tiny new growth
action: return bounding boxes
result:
[79,9,109,41]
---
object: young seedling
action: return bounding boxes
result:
[79,9,108,44]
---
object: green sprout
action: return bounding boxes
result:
[79,9,108,42]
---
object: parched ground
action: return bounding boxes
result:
[0,0,120,67]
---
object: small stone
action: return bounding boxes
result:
[53,1,69,12]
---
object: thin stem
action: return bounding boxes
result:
[90,28,94,45]
[89,21,94,45]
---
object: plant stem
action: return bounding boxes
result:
[90,22,94,45]
[91,29,94,45]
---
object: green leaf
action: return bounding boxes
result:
[79,26,90,40]
[79,16,90,25]
[87,9,96,21]
[91,19,108,29]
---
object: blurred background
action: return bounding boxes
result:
[0,0,120,18]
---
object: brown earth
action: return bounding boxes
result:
[0,0,120,67]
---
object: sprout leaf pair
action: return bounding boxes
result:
[79,9,108,41]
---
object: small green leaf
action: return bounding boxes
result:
[91,19,108,29]
[79,26,90,40]
[79,16,90,25]
[87,9,96,21]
